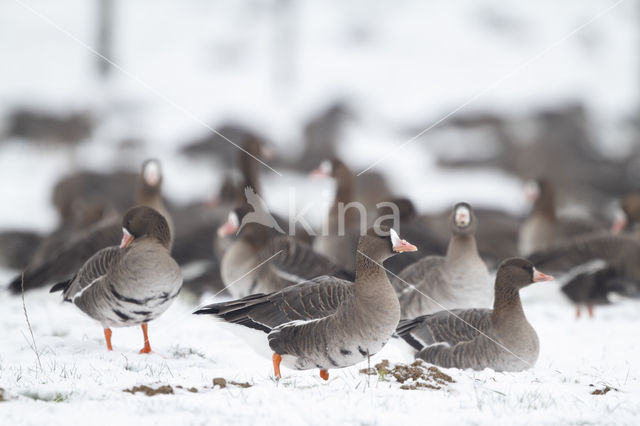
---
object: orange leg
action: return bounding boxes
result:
[575,307,581,319]
[587,305,594,318]
[272,353,282,379]
[104,328,113,351]
[319,369,329,381]
[139,323,152,354]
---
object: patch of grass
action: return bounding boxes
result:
[0,388,5,402]
[212,377,252,388]
[590,384,618,395]
[360,359,454,390]
[170,346,206,359]
[22,391,71,403]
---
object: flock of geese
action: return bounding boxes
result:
[3,140,640,381]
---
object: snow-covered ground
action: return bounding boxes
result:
[1,275,639,425]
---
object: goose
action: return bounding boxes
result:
[528,234,640,317]
[50,206,182,353]
[8,159,171,293]
[311,158,362,273]
[217,205,353,298]
[194,226,417,380]
[518,179,602,256]
[396,258,553,372]
[393,203,492,318]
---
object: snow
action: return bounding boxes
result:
[1,281,639,425]
[1,0,640,424]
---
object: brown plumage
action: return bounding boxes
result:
[397,258,553,372]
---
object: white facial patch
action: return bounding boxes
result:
[122,227,132,237]
[229,211,239,228]
[524,180,540,200]
[143,160,161,186]
[455,206,471,227]
[389,228,401,247]
[319,160,332,176]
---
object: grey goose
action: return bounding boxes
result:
[194,226,417,380]
[217,204,354,299]
[50,206,182,353]
[8,159,171,294]
[518,179,602,256]
[397,258,553,372]
[393,203,492,319]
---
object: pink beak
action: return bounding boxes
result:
[120,229,135,248]
[393,239,418,253]
[533,268,554,282]
[217,219,239,237]
[310,167,329,178]
[611,216,627,235]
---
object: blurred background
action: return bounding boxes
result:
[0,0,638,241]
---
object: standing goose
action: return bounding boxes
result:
[528,234,640,317]
[194,226,417,380]
[393,203,492,319]
[50,206,182,353]
[217,204,353,298]
[311,158,362,273]
[396,258,554,372]
[518,179,602,256]
[8,159,171,293]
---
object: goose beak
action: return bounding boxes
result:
[310,167,329,178]
[611,211,627,235]
[120,228,135,248]
[393,239,418,253]
[533,268,554,282]
[217,219,239,237]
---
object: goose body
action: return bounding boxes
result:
[195,226,417,379]
[51,206,182,353]
[394,203,492,318]
[397,258,553,372]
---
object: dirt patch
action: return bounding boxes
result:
[0,388,5,402]
[123,385,174,396]
[360,359,454,390]
[590,385,617,395]
[212,377,252,389]
[176,385,198,393]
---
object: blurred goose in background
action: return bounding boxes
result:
[528,234,640,317]
[217,205,353,299]
[50,206,182,353]
[518,179,603,256]
[393,203,492,318]
[397,258,553,372]
[194,226,417,380]
[612,192,640,238]
[0,230,42,270]
[311,158,362,273]
[8,159,171,293]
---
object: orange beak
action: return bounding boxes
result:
[533,268,554,282]
[217,219,239,237]
[120,228,135,248]
[393,239,418,253]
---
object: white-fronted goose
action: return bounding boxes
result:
[217,205,353,299]
[50,206,182,353]
[397,258,553,372]
[518,179,602,256]
[393,203,492,319]
[195,226,417,380]
[311,158,361,273]
[528,234,640,317]
[8,159,172,294]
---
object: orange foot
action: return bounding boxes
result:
[575,307,581,319]
[139,323,152,354]
[319,369,329,381]
[104,328,113,351]
[587,305,594,318]
[272,353,282,379]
